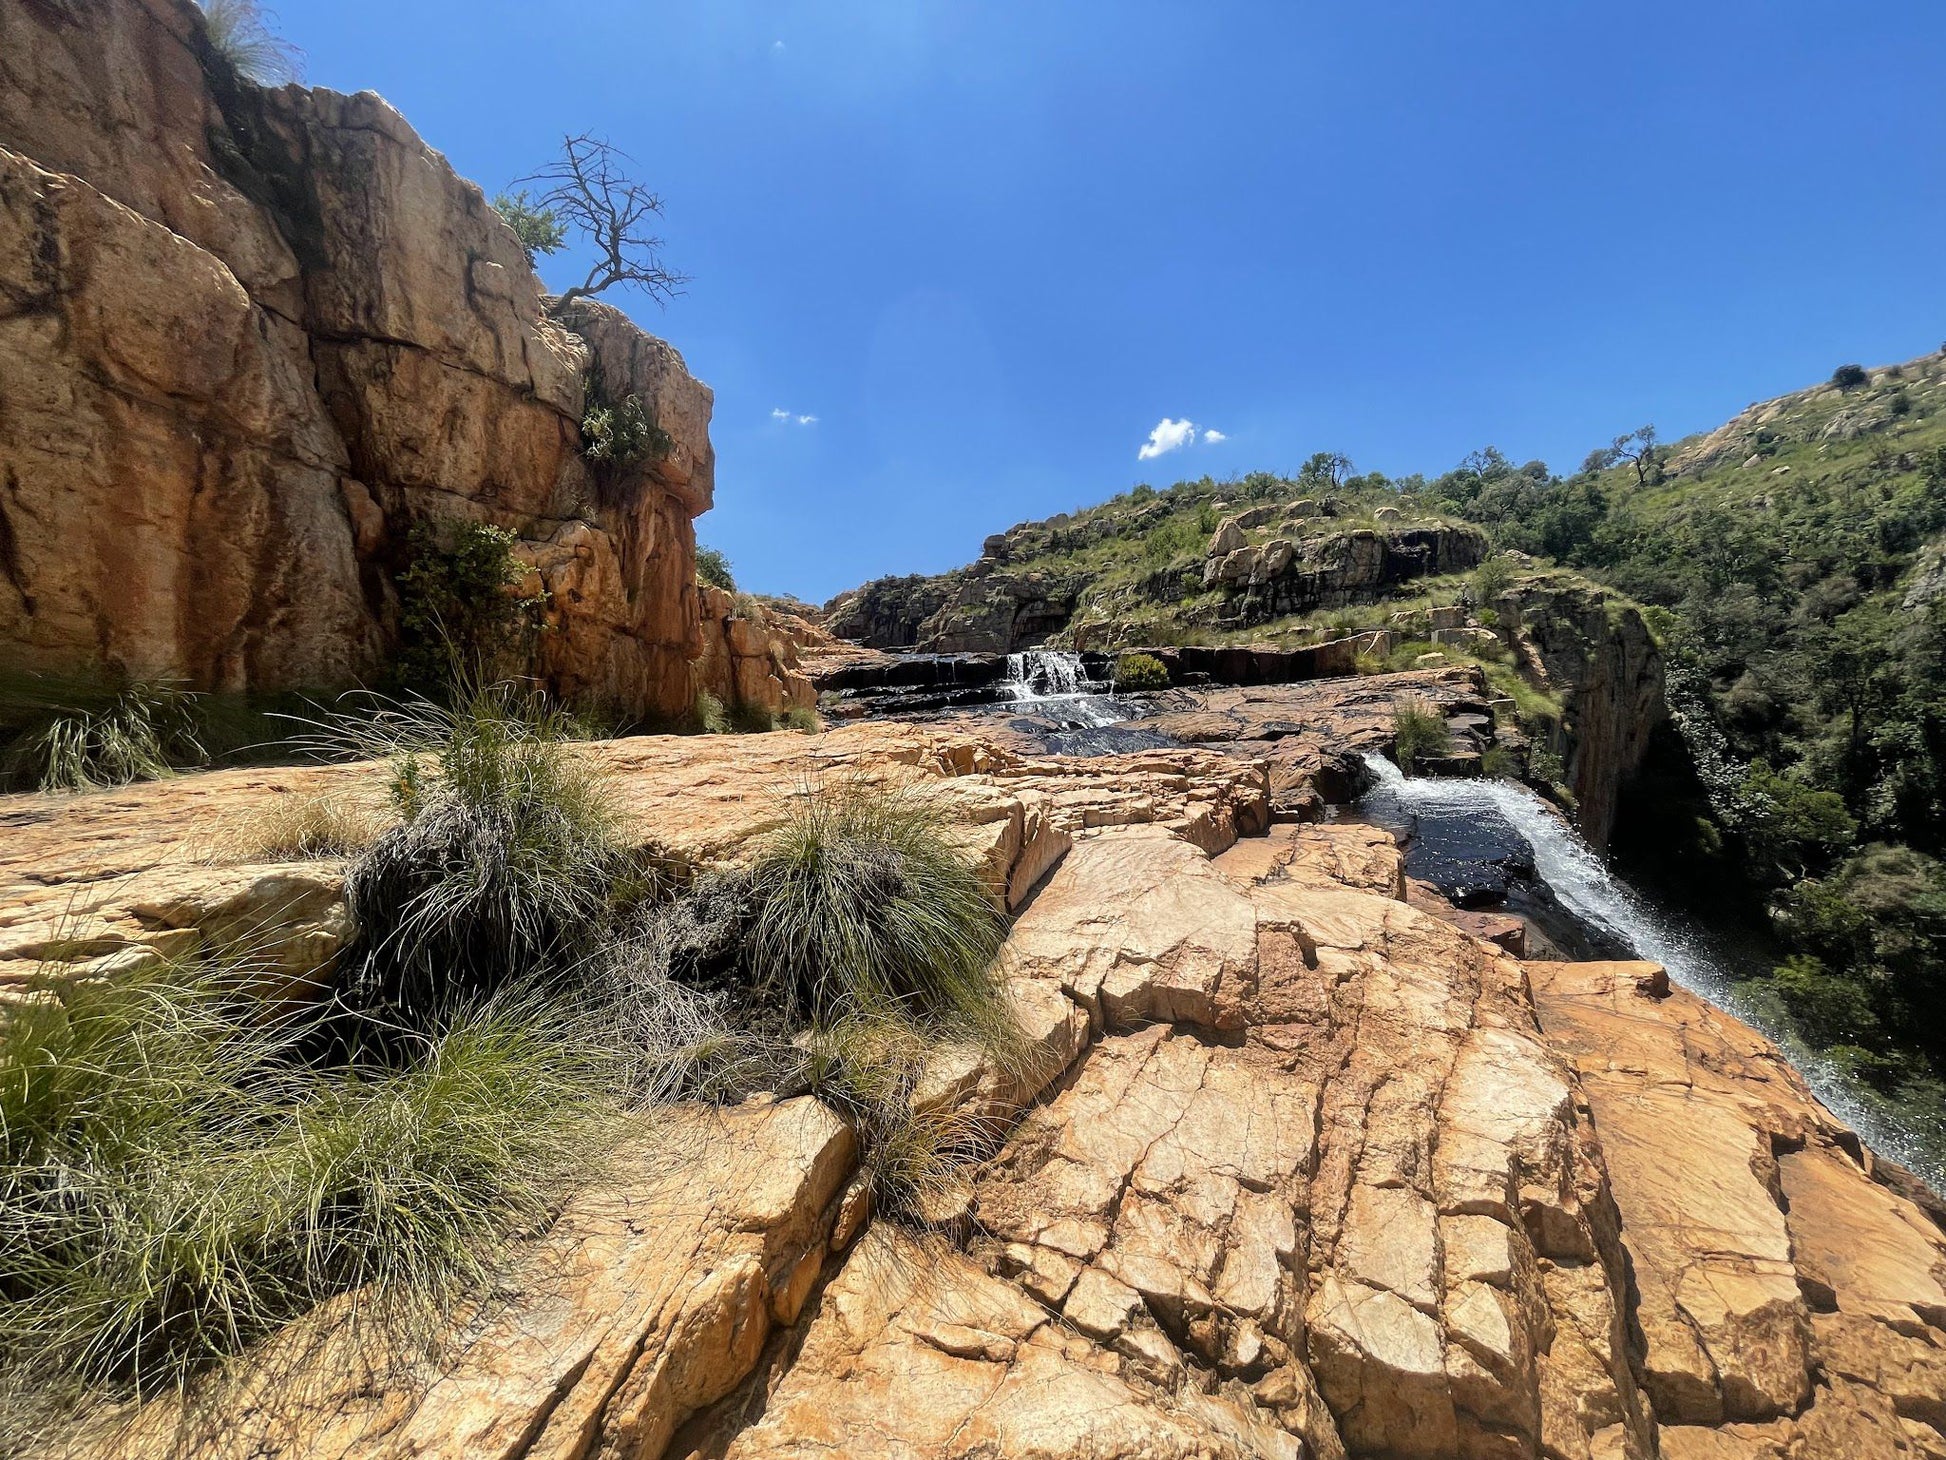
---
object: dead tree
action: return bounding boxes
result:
[521,134,688,309]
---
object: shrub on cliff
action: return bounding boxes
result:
[1113,652,1170,692]
[334,683,630,1029]
[696,547,737,592]
[490,190,566,267]
[0,959,618,1423]
[198,0,302,85]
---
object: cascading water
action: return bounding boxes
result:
[1003,651,1129,730]
[1357,753,1946,1189]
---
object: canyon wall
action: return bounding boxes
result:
[0,0,711,719]
[1499,578,1666,848]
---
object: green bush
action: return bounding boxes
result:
[0,962,616,1415]
[1113,652,1170,691]
[1831,363,1869,391]
[1472,554,1516,603]
[1481,743,1521,780]
[334,683,628,1028]
[1393,695,1452,772]
[1773,954,1881,1048]
[490,190,565,266]
[395,521,546,696]
[696,547,737,592]
[781,705,822,734]
[580,365,672,469]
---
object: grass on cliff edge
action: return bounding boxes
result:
[0,960,622,1434]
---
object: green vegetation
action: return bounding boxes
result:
[490,190,567,266]
[1420,349,1946,1099]
[2,678,206,793]
[696,546,737,591]
[580,364,672,470]
[737,781,1010,1035]
[334,683,628,1028]
[395,520,546,696]
[0,960,616,1419]
[1392,695,1452,772]
[1112,652,1170,691]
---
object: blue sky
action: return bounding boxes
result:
[276,1,1946,602]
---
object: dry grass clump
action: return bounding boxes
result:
[200,787,392,863]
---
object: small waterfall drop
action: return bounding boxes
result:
[1003,651,1128,730]
[1357,754,1944,1188]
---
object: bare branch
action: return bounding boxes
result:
[519,134,689,310]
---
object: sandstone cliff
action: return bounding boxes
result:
[0,0,712,719]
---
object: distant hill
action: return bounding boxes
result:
[825,346,1946,1120]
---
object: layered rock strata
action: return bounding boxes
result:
[0,0,711,718]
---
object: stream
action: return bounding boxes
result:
[1350,754,1946,1190]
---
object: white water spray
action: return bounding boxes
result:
[1004,651,1129,729]
[1360,754,1943,1186]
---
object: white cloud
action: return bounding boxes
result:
[1137,417,1198,461]
[772,39,786,53]
[1202,428,1227,444]
[797,413,818,425]
[771,407,818,427]
[770,408,792,421]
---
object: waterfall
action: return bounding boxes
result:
[1003,651,1128,729]
[1358,754,1944,1187]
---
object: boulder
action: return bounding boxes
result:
[1207,516,1249,557]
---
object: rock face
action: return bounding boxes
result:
[1531,961,1946,1456]
[823,524,1487,654]
[690,588,820,720]
[1202,525,1490,624]
[0,0,711,719]
[14,735,1946,1460]
[1497,579,1666,848]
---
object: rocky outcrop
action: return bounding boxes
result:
[13,737,1946,1459]
[0,0,710,719]
[825,523,1487,654]
[825,564,1087,654]
[1531,961,1946,1455]
[1496,579,1665,848]
[690,587,820,721]
[1203,524,1490,624]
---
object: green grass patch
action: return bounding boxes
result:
[0,962,619,1423]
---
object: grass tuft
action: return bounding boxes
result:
[1393,694,1453,773]
[0,962,617,1423]
[738,780,1011,1036]
[317,682,629,1028]
[200,787,391,863]
[4,679,206,793]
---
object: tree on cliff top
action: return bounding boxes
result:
[517,135,689,310]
